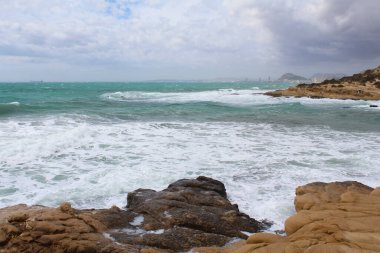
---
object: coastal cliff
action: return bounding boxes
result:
[197,181,380,253]
[266,66,380,100]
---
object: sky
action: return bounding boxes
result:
[1,0,380,81]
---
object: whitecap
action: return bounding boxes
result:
[1,115,380,231]
[130,215,144,226]
[8,101,20,106]
[100,89,279,107]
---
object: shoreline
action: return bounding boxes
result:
[0,177,269,252]
[1,177,379,252]
[266,66,380,101]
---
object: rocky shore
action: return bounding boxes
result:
[266,66,380,100]
[0,176,268,253]
[1,177,379,253]
[197,181,380,253]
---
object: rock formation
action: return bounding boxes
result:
[267,66,380,100]
[0,176,267,253]
[2,177,379,253]
[195,181,380,253]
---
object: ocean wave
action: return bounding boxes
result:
[1,115,380,230]
[0,102,20,115]
[100,89,376,108]
[100,88,277,106]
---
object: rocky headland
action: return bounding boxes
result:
[1,177,380,253]
[0,176,268,253]
[267,66,380,100]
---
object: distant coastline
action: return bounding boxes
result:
[266,66,380,101]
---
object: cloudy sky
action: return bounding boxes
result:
[1,0,380,81]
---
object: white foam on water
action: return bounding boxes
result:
[1,115,380,231]
[0,102,20,106]
[100,89,378,109]
[130,215,144,226]
[100,89,268,106]
[103,232,117,242]
[147,229,165,234]
[120,227,165,235]
[241,231,253,236]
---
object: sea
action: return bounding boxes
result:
[1,81,380,230]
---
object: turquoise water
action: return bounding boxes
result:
[1,82,379,131]
[1,81,380,230]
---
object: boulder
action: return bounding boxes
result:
[197,181,380,253]
[0,176,268,253]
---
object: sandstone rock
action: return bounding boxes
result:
[0,176,267,252]
[198,181,380,253]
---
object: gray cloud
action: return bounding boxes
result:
[254,0,380,63]
[0,0,379,81]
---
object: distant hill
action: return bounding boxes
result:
[266,66,380,100]
[277,73,311,84]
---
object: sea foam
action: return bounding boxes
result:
[1,114,379,230]
[100,89,376,109]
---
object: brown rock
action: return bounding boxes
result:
[202,181,380,253]
[0,229,8,245]
[0,177,267,252]
[266,65,380,100]
[125,176,265,239]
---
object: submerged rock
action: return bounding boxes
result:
[0,176,268,253]
[196,181,380,253]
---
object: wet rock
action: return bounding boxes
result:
[112,227,231,252]
[125,176,264,241]
[0,177,267,252]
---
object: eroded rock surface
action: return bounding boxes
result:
[0,176,267,253]
[196,181,380,253]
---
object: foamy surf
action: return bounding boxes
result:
[1,115,380,230]
[100,89,277,106]
[1,82,379,232]
[100,89,376,109]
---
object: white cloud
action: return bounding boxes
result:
[0,0,379,81]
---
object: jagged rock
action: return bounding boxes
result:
[196,181,380,253]
[0,176,267,253]
[125,176,263,239]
